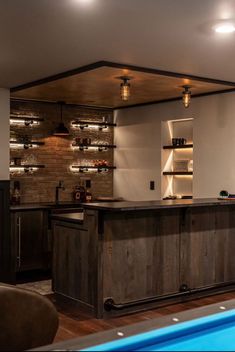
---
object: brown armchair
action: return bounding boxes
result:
[0,284,58,351]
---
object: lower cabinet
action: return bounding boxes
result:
[180,206,235,290]
[11,210,50,272]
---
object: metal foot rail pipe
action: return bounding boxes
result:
[104,282,235,311]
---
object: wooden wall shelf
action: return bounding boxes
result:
[10,141,45,148]
[163,171,193,176]
[71,165,116,173]
[163,144,193,150]
[10,165,45,170]
[72,121,116,130]
[10,115,44,126]
[72,144,116,151]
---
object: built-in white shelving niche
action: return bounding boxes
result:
[161,118,193,200]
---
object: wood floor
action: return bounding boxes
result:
[50,291,235,344]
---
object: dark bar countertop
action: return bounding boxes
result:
[10,201,83,211]
[83,198,235,212]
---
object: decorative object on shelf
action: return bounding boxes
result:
[71,140,116,152]
[53,101,70,136]
[182,85,192,108]
[71,163,116,173]
[11,180,21,205]
[10,155,45,174]
[93,159,108,167]
[188,160,193,172]
[71,120,116,131]
[218,190,235,200]
[173,159,190,172]
[119,76,132,101]
[10,114,44,126]
[10,135,45,149]
[10,164,45,174]
[172,138,187,146]
[13,157,22,166]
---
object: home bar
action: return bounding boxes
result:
[2,1,235,351]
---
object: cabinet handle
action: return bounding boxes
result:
[17,216,21,268]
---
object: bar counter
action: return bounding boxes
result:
[52,198,235,318]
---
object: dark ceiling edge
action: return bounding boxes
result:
[10,97,113,112]
[103,61,235,87]
[114,88,235,110]
[10,61,106,92]
[10,60,235,93]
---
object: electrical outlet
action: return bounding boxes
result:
[150,181,155,190]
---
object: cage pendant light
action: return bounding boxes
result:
[182,85,192,108]
[120,77,131,101]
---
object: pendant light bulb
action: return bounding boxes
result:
[182,85,191,108]
[120,77,131,101]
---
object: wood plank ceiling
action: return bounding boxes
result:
[11,65,235,109]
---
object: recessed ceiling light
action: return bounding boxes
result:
[214,23,235,33]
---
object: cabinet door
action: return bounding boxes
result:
[103,209,181,304]
[52,222,95,306]
[180,207,217,289]
[180,206,235,290]
[15,210,48,272]
[214,206,235,284]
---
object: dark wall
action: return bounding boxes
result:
[0,181,13,283]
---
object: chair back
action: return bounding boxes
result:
[0,284,58,351]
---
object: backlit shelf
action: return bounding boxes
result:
[10,165,45,173]
[72,120,116,130]
[10,141,45,149]
[71,144,116,151]
[10,115,44,126]
[163,171,193,176]
[71,165,116,173]
[163,144,193,150]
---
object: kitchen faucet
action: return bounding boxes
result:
[55,181,65,204]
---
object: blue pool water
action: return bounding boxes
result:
[82,309,235,351]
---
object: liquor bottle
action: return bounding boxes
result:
[79,180,87,203]
[85,179,92,202]
[11,181,21,205]
[73,185,81,202]
[73,182,86,203]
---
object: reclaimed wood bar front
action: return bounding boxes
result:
[51,199,235,318]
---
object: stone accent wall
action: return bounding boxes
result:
[10,100,114,203]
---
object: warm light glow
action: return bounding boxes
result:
[71,123,109,131]
[10,143,38,150]
[70,166,109,173]
[174,175,193,179]
[77,0,94,3]
[182,86,191,108]
[120,78,131,101]
[214,23,235,33]
[10,119,39,126]
[10,166,38,173]
[71,145,108,152]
